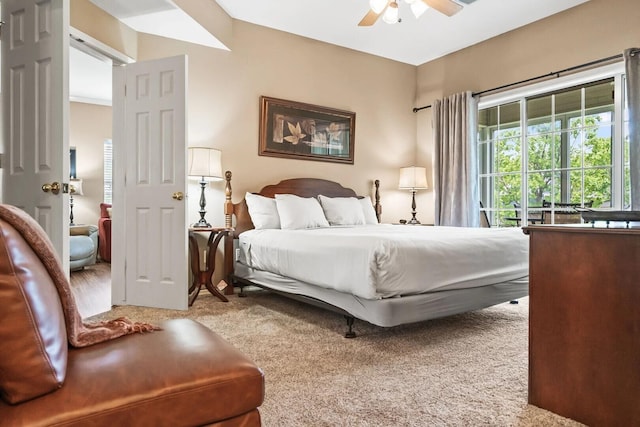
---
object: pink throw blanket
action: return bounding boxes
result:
[0,204,159,347]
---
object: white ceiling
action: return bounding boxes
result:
[216,0,590,66]
[70,0,590,104]
[89,0,228,49]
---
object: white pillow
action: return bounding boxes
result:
[359,196,379,224]
[275,194,330,229]
[245,192,281,229]
[318,195,366,226]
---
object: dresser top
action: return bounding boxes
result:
[523,223,640,235]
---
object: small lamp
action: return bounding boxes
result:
[69,178,84,226]
[399,166,428,224]
[188,147,223,228]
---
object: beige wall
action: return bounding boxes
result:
[68,0,640,227]
[70,0,137,59]
[137,22,418,225]
[69,102,112,226]
[416,0,640,222]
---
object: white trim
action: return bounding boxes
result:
[612,74,625,209]
[69,95,112,106]
[478,62,625,109]
[111,65,126,305]
[69,26,135,65]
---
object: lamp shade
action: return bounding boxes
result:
[187,147,223,181]
[382,1,399,24]
[398,166,428,190]
[69,178,84,196]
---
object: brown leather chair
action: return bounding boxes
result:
[0,215,264,426]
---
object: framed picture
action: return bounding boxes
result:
[259,96,356,164]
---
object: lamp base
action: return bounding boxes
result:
[407,189,421,225]
[191,219,211,228]
[69,195,75,226]
[192,177,211,228]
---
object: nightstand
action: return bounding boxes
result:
[188,227,233,306]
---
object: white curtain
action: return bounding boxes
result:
[625,48,640,210]
[433,91,479,227]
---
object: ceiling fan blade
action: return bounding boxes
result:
[421,0,463,17]
[358,8,383,26]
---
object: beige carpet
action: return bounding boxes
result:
[93,291,584,427]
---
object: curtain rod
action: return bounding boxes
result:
[412,51,633,113]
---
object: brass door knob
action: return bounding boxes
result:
[172,191,184,201]
[42,182,61,194]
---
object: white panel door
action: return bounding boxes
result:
[112,55,188,310]
[1,0,69,269]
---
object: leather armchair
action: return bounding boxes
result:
[0,214,264,426]
[98,202,112,262]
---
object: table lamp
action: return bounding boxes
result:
[188,147,223,227]
[398,166,428,224]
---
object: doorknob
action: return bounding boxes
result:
[42,182,61,195]
[172,191,184,201]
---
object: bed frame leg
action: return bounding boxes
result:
[238,285,247,298]
[232,277,247,298]
[344,316,356,338]
[509,300,519,304]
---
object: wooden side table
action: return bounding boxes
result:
[188,227,233,306]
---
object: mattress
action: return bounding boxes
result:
[237,224,529,300]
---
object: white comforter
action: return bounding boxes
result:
[237,224,529,300]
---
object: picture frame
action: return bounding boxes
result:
[259,96,356,164]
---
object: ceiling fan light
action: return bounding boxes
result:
[382,2,399,24]
[370,0,388,14]
[410,1,429,18]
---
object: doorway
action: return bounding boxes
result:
[69,31,190,312]
[68,29,128,317]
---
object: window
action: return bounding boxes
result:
[478,67,628,226]
[70,147,77,179]
[103,139,113,204]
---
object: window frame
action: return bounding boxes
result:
[103,139,113,204]
[478,62,627,226]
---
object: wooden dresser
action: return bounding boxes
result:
[523,225,640,426]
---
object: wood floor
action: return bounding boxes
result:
[70,262,112,319]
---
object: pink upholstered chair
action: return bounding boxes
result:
[98,202,111,262]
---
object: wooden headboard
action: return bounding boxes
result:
[221,173,381,293]
[223,173,382,237]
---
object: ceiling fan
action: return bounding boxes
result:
[359,0,471,26]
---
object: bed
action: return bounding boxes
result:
[223,176,529,337]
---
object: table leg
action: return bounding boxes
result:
[188,230,229,305]
[188,233,203,306]
[203,231,229,302]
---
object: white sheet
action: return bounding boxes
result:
[238,224,528,300]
